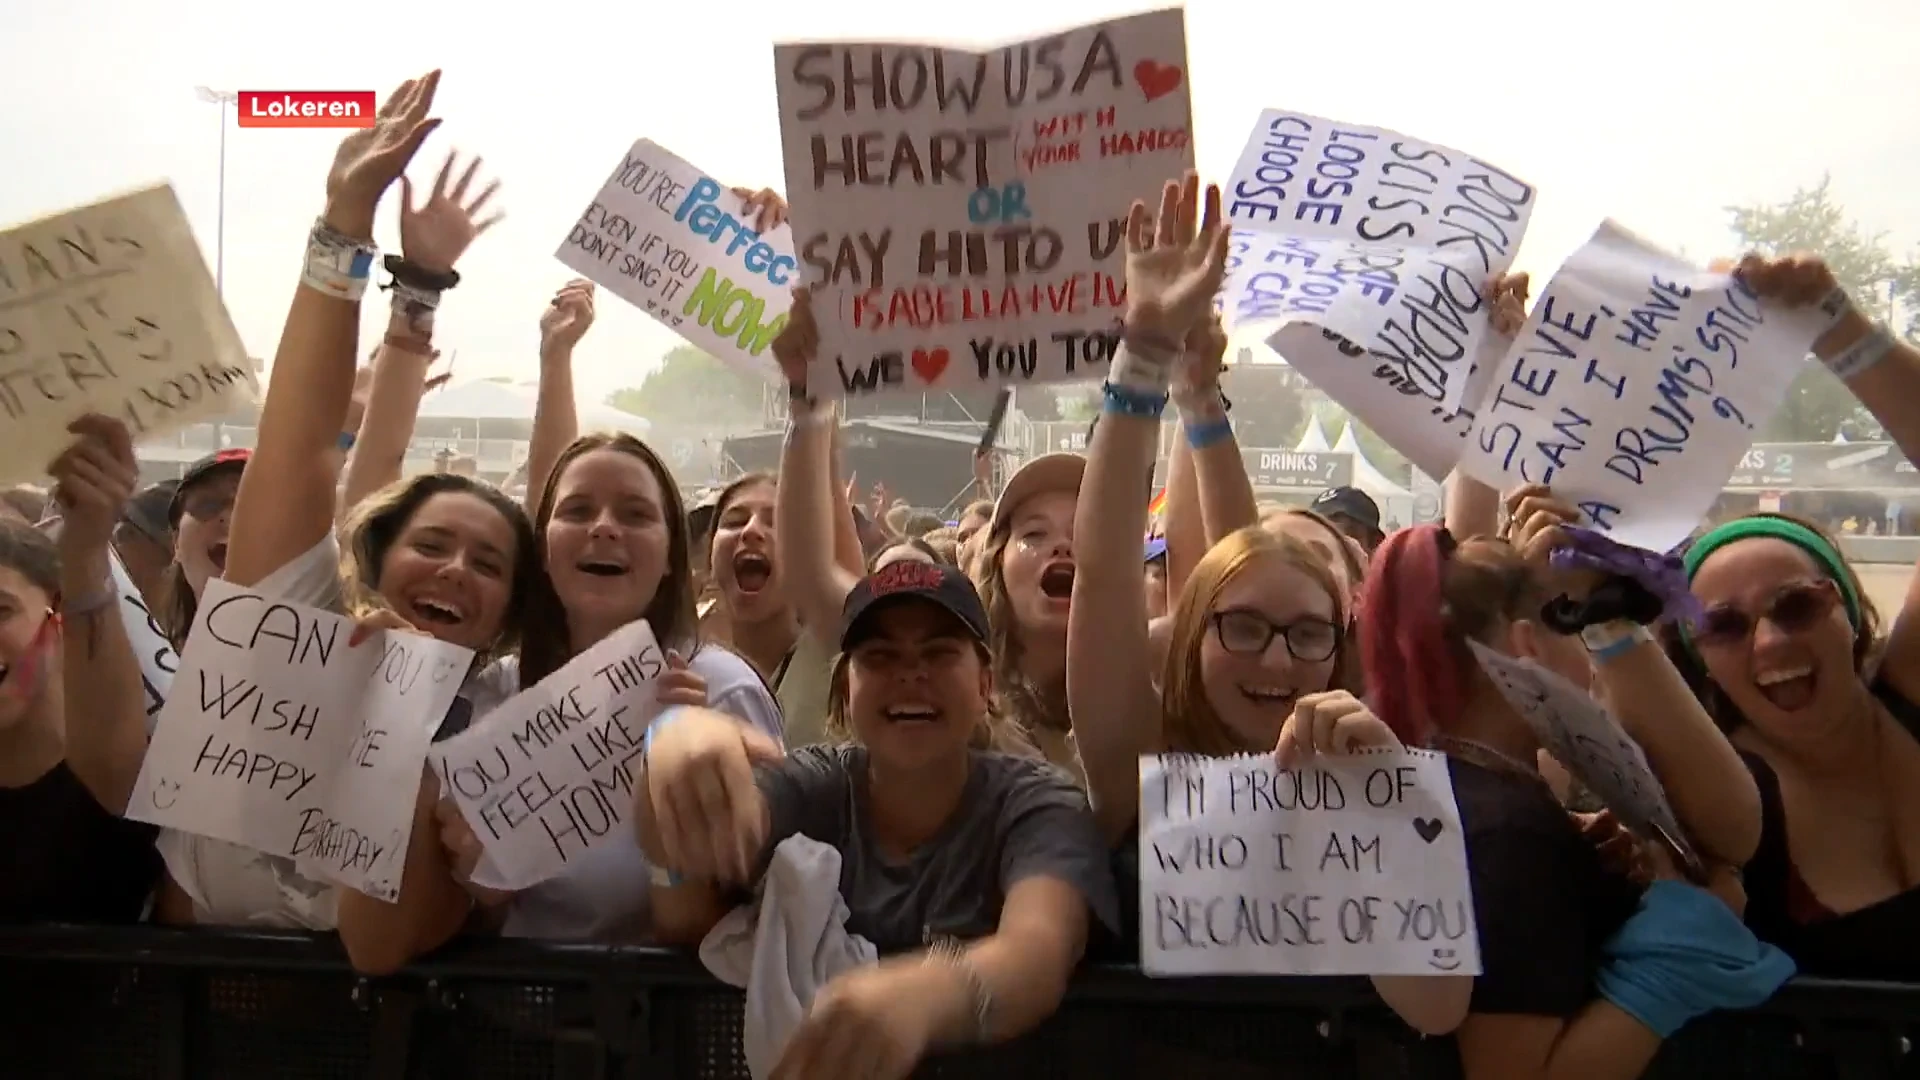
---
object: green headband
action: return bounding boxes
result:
[1683,516,1861,631]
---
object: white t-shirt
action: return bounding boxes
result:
[156,536,509,929]
[489,645,785,942]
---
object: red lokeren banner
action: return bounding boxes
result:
[236,91,376,129]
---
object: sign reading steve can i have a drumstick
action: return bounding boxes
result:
[0,184,257,485]
[1139,749,1480,977]
[556,140,794,383]
[775,8,1193,398]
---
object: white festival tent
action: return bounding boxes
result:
[1331,421,1415,527]
[418,380,651,435]
[1292,413,1333,453]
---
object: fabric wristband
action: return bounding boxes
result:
[1102,380,1168,419]
[302,219,377,302]
[1825,322,1896,383]
[1108,336,1179,395]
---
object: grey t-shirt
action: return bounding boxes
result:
[756,745,1119,954]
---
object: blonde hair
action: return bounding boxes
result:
[973,520,1067,733]
[1161,526,1346,756]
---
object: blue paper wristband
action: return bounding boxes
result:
[1185,416,1233,449]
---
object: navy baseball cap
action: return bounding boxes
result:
[1311,486,1382,534]
[840,560,991,651]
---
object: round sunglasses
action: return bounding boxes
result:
[1209,608,1340,663]
[1694,578,1840,648]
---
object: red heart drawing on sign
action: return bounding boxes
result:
[1133,60,1183,102]
[911,347,949,384]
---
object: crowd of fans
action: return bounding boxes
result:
[6,72,1920,1080]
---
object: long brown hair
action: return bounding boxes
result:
[520,433,698,687]
[1161,526,1346,756]
[1659,511,1882,732]
[972,521,1066,732]
[338,472,538,664]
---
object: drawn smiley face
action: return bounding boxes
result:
[1427,947,1463,972]
[150,778,183,810]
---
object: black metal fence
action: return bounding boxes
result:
[3,925,1916,1079]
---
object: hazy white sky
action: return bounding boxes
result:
[4,0,1914,408]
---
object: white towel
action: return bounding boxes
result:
[699,836,879,1080]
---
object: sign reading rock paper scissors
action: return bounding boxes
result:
[1220,114,1536,479]
[0,184,259,485]
[557,140,795,382]
[775,8,1194,398]
[1139,749,1479,977]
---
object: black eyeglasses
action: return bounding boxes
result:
[1695,579,1839,648]
[1209,609,1340,662]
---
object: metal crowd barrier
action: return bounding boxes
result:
[1,925,1915,1079]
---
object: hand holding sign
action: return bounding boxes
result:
[730,187,789,234]
[1275,691,1401,768]
[48,415,138,556]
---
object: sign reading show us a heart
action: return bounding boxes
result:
[1133,60,1183,103]
[911,347,949,384]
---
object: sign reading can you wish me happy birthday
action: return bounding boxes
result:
[775,8,1194,398]
[1139,749,1480,977]
[128,581,472,901]
[0,184,259,486]
[556,140,795,383]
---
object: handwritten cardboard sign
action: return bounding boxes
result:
[556,139,793,384]
[1456,221,1826,552]
[433,620,667,891]
[1139,749,1480,977]
[1220,113,1535,478]
[0,185,258,485]
[109,548,177,731]
[128,580,471,901]
[1468,641,1688,849]
[775,8,1194,398]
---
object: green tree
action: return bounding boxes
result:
[606,346,767,424]
[1726,177,1910,441]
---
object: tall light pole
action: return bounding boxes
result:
[193,87,236,296]
[195,87,237,452]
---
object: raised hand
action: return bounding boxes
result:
[770,286,818,388]
[326,71,443,221]
[731,186,789,233]
[1487,271,1531,336]
[47,415,138,556]
[1123,171,1231,347]
[1732,252,1839,309]
[400,150,503,274]
[1176,311,1229,394]
[539,279,597,355]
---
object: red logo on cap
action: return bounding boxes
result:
[870,561,945,596]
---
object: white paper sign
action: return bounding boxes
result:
[1138,749,1480,977]
[433,620,667,891]
[775,8,1194,397]
[556,140,793,383]
[1468,641,1687,849]
[108,548,177,731]
[1457,221,1826,552]
[1219,113,1535,477]
[128,580,472,900]
[0,185,259,485]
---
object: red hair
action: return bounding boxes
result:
[1361,526,1457,747]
